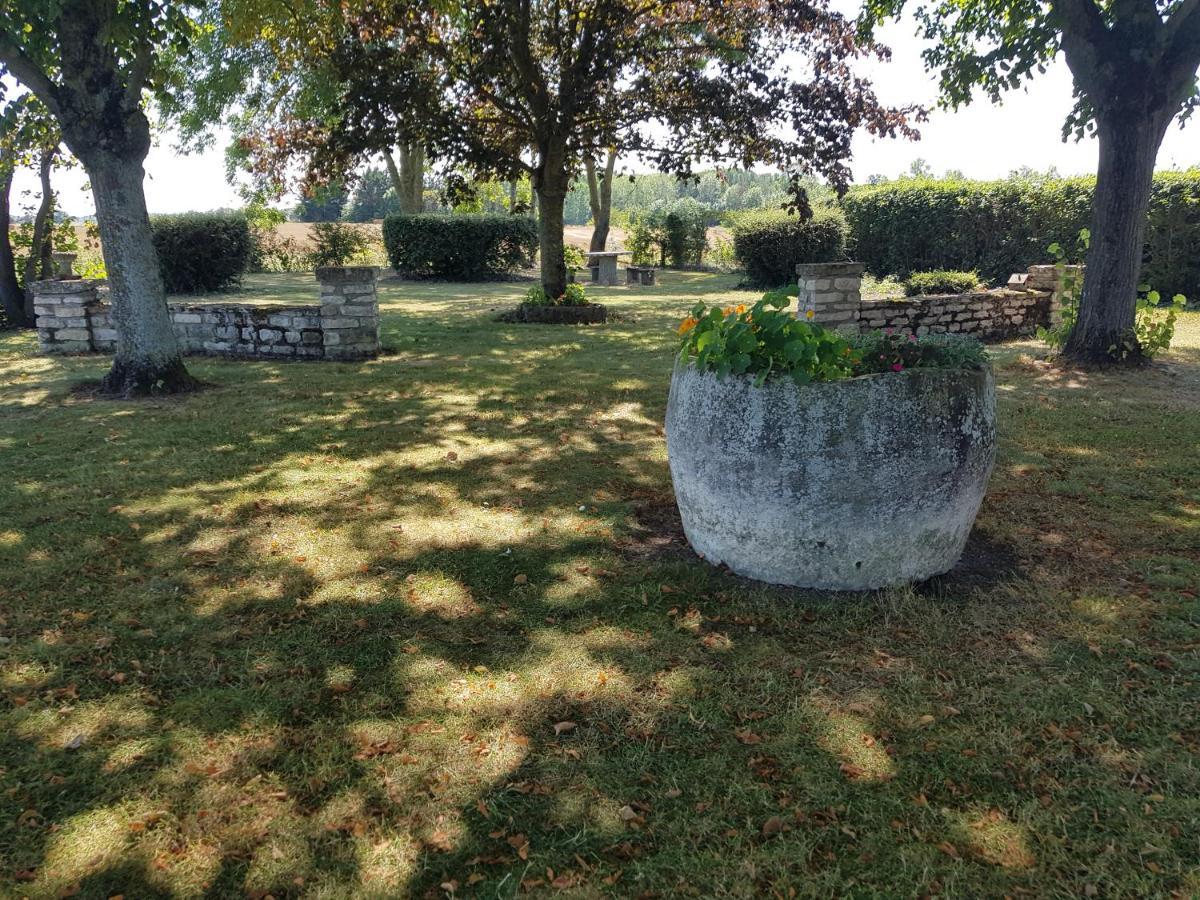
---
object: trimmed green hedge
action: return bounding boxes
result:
[382,214,537,280]
[730,208,847,287]
[150,213,253,294]
[904,270,981,296]
[842,171,1200,299]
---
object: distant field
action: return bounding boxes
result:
[58,220,731,256]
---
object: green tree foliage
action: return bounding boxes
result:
[329,0,915,300]
[0,93,60,327]
[861,0,1200,364]
[627,199,710,268]
[842,172,1200,299]
[563,170,818,225]
[346,168,401,222]
[293,180,349,223]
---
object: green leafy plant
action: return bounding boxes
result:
[1037,228,1187,359]
[850,330,988,374]
[308,221,372,268]
[728,207,847,287]
[525,282,588,307]
[563,244,586,272]
[902,269,981,296]
[676,289,857,385]
[1118,287,1187,360]
[627,198,710,268]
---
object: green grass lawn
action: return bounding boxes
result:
[1,272,1198,898]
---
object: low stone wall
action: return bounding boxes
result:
[33,266,380,361]
[858,289,1052,340]
[797,262,1071,341]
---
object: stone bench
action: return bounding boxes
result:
[625,265,657,286]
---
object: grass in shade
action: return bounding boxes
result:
[1,271,1197,898]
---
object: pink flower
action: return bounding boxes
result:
[891,363,904,372]
[907,334,917,342]
[884,327,894,335]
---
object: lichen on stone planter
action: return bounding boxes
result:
[502,302,607,324]
[665,363,996,590]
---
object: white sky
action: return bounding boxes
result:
[10,13,1199,218]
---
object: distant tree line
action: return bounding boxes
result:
[302,167,827,225]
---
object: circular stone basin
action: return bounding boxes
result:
[511,302,606,324]
[665,364,996,590]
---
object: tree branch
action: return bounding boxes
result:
[1163,0,1200,91]
[124,32,155,108]
[0,30,63,120]
[1051,0,1116,93]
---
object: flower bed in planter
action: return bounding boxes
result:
[504,302,607,324]
[666,291,996,590]
[500,283,607,324]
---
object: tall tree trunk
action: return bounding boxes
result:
[586,149,616,253]
[0,161,30,328]
[534,142,569,298]
[1062,110,1171,365]
[83,150,196,396]
[508,179,518,213]
[385,143,425,214]
[383,150,404,200]
[23,147,56,321]
[398,143,423,214]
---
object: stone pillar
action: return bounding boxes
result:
[316,266,381,360]
[796,262,864,334]
[1026,264,1083,327]
[32,279,102,354]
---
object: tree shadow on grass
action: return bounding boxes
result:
[2,307,1199,896]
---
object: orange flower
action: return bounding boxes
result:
[677,316,698,335]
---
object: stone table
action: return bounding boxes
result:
[583,250,632,287]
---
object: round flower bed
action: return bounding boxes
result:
[666,291,996,590]
[501,282,606,324]
[507,302,607,324]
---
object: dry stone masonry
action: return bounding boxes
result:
[34,266,381,361]
[797,261,1074,341]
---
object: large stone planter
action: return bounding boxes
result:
[665,364,996,590]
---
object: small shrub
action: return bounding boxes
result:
[676,288,856,385]
[525,282,588,306]
[628,199,709,267]
[730,208,847,287]
[382,214,537,280]
[902,270,982,296]
[563,244,587,272]
[850,331,988,374]
[308,222,372,268]
[151,212,252,293]
[1038,228,1188,360]
[706,236,739,272]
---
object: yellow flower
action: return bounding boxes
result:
[735,304,747,314]
[677,316,698,335]
[805,309,815,319]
